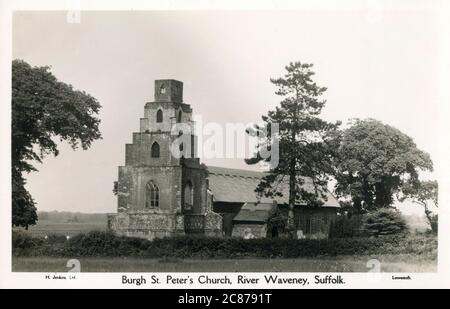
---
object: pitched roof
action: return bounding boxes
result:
[206,166,340,208]
[233,202,275,223]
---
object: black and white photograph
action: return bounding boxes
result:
[1,0,450,290]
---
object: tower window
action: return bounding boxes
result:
[305,218,311,234]
[145,181,159,208]
[156,109,163,123]
[184,181,194,210]
[160,84,166,94]
[151,142,160,158]
[177,110,182,123]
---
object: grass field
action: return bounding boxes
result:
[14,220,107,237]
[12,254,436,272]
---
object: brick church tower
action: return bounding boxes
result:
[108,79,222,239]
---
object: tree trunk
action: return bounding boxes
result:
[423,202,437,233]
[287,157,296,238]
[287,99,300,238]
[374,181,391,208]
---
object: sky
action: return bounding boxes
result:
[12,8,441,215]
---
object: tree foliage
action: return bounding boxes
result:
[328,214,363,238]
[400,180,438,233]
[335,119,433,213]
[360,208,408,237]
[12,59,102,229]
[246,62,340,235]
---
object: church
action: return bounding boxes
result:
[107,79,340,240]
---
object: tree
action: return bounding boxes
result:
[328,214,363,238]
[335,119,433,213]
[360,208,408,237]
[12,59,102,229]
[246,62,340,237]
[113,181,118,196]
[399,180,438,233]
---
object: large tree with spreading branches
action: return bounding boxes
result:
[12,59,102,229]
[335,119,433,214]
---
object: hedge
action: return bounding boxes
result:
[12,230,437,259]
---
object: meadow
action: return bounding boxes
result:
[13,211,107,237]
[16,220,107,237]
[12,254,436,272]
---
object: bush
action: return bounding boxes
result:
[12,231,44,256]
[361,208,408,237]
[329,214,363,238]
[12,230,436,259]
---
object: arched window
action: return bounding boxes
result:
[156,109,163,123]
[178,131,184,154]
[151,142,160,158]
[145,181,159,208]
[177,110,182,123]
[160,84,166,94]
[184,181,193,210]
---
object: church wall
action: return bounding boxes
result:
[230,206,337,239]
[154,79,183,103]
[125,132,198,167]
[292,207,337,239]
[141,102,193,133]
[232,223,267,238]
[204,211,223,237]
[125,132,180,166]
[117,165,182,213]
[225,205,338,239]
[211,202,242,237]
[107,212,185,240]
[182,164,208,214]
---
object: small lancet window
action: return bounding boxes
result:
[160,84,166,94]
[145,181,159,208]
[177,110,182,123]
[151,142,160,158]
[184,181,194,210]
[156,109,163,123]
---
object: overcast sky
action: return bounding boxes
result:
[12,8,440,215]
